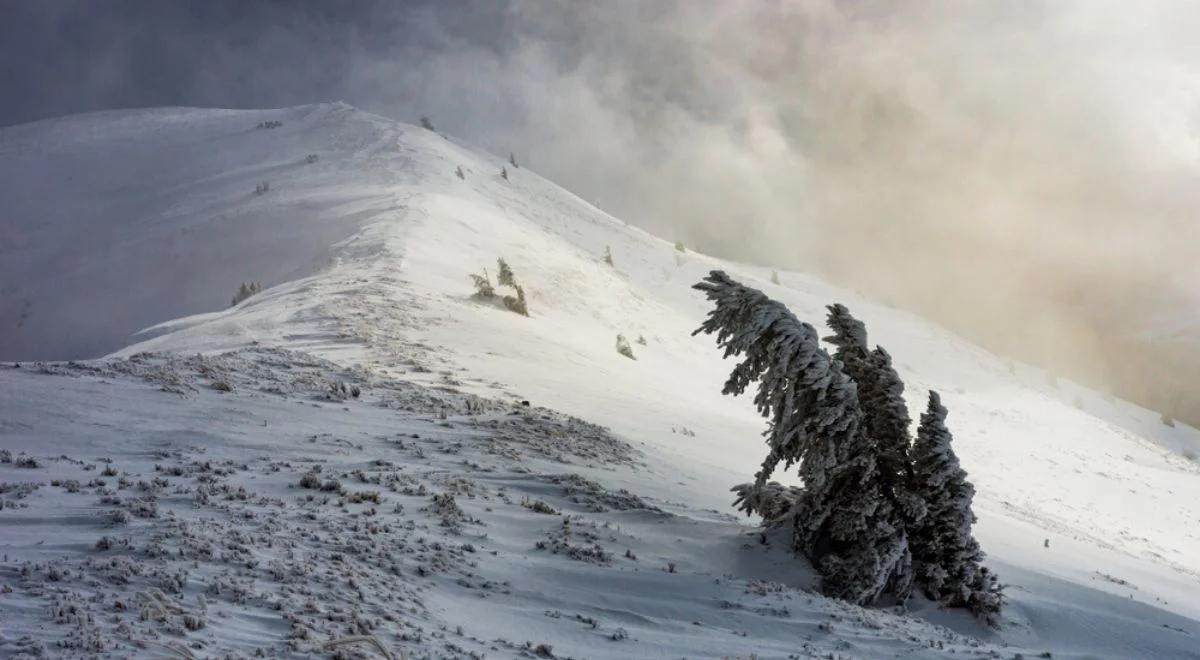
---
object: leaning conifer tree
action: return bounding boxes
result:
[694,271,910,605]
[822,304,923,598]
[824,305,914,491]
[909,391,1002,622]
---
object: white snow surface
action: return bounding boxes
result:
[1,104,1198,659]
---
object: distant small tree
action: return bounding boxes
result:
[503,285,528,317]
[636,334,647,346]
[509,152,519,168]
[616,334,636,360]
[674,241,686,253]
[420,116,435,131]
[497,258,516,288]
[470,269,495,299]
[305,153,319,164]
[473,258,528,315]
[603,246,614,266]
[455,166,465,180]
[231,281,262,306]
[501,166,509,181]
[771,271,780,285]
[254,181,270,195]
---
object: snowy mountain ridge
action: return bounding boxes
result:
[1,104,1198,658]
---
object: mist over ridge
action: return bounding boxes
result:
[5,0,1200,420]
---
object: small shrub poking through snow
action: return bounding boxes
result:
[522,497,558,515]
[674,241,686,253]
[420,116,435,131]
[298,472,322,490]
[603,246,614,266]
[455,165,465,179]
[616,334,636,360]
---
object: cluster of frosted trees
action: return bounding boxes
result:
[693,271,1001,622]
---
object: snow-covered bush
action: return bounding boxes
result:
[674,241,686,253]
[603,246,614,267]
[455,165,465,180]
[420,116,435,131]
[909,391,1003,622]
[615,334,635,360]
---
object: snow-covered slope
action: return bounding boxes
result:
[2,105,1198,658]
[0,103,400,360]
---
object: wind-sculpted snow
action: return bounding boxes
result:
[2,104,1199,657]
[0,350,1081,659]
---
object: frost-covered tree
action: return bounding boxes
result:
[501,166,509,181]
[615,334,636,359]
[909,391,1002,622]
[497,258,516,288]
[420,116,435,131]
[603,246,614,266]
[455,165,465,180]
[822,304,923,597]
[503,284,528,317]
[231,281,262,306]
[693,271,911,604]
[509,152,519,168]
[470,269,495,299]
[824,305,920,513]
